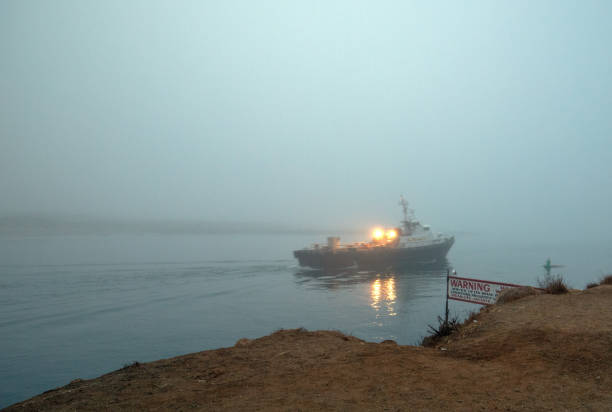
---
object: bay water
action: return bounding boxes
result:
[1,233,610,408]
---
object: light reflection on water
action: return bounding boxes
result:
[371,278,382,306]
[370,277,397,317]
[293,261,450,341]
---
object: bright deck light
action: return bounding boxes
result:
[372,228,384,241]
[386,229,397,239]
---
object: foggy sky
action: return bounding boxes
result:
[1,1,611,240]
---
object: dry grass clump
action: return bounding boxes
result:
[600,275,612,285]
[538,274,569,295]
[496,286,541,304]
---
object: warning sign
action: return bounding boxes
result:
[448,275,524,305]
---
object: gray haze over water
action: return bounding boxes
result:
[2,1,612,408]
[2,1,612,243]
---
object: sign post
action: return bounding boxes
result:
[445,269,449,325]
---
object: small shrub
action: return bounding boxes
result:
[121,361,140,370]
[538,274,569,294]
[600,275,612,285]
[421,315,460,347]
[496,286,541,304]
[586,282,599,289]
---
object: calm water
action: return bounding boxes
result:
[1,233,610,407]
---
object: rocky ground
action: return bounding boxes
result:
[5,286,612,411]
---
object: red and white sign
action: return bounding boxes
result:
[448,275,524,305]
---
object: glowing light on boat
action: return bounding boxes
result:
[372,228,384,241]
[386,229,397,240]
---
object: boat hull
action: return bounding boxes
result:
[354,237,454,269]
[293,237,454,270]
[293,248,356,269]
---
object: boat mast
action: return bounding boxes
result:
[399,195,414,222]
[399,195,415,235]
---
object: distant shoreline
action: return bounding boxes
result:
[0,215,362,237]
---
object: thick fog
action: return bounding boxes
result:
[1,1,611,241]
